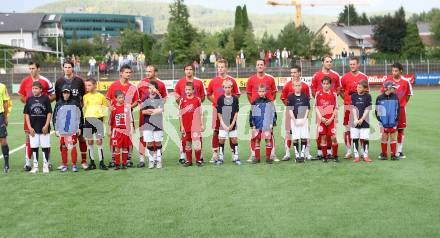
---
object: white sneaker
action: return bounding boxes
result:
[156,161,162,169]
[247,155,253,162]
[148,161,155,169]
[29,167,39,174]
[81,163,88,169]
[43,164,49,174]
[57,165,64,170]
[344,152,352,159]
[272,155,280,162]
[210,154,218,163]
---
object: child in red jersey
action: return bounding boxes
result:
[315,76,339,162]
[179,82,204,167]
[108,90,133,170]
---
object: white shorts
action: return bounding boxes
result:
[143,130,163,143]
[29,133,51,148]
[350,128,369,140]
[219,129,238,139]
[291,120,309,140]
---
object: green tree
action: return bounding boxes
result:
[241,5,251,30]
[408,8,440,23]
[142,34,156,64]
[373,7,407,54]
[66,39,95,56]
[338,4,361,26]
[162,0,198,63]
[432,10,440,41]
[402,22,425,59]
[118,28,144,54]
[360,12,370,25]
[92,34,110,55]
[233,5,245,51]
[311,34,331,59]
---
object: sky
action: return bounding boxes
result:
[1,0,439,16]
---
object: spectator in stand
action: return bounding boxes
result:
[281,48,289,68]
[192,60,200,73]
[127,53,134,68]
[74,56,81,73]
[88,57,96,76]
[200,51,207,66]
[341,48,348,62]
[266,50,273,67]
[118,54,124,71]
[98,61,107,75]
[137,52,146,71]
[209,52,217,66]
[275,49,281,67]
[112,52,118,72]
[235,54,241,68]
[259,49,265,61]
[240,49,246,68]
[167,51,174,69]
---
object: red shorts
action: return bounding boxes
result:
[252,130,272,140]
[212,107,220,130]
[182,131,202,142]
[60,135,78,145]
[343,105,350,126]
[318,122,336,137]
[398,107,406,129]
[111,129,132,148]
[382,127,397,133]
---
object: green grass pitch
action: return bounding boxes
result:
[0,89,439,237]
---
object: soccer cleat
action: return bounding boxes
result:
[252,159,260,164]
[60,166,68,172]
[57,165,64,170]
[379,154,388,160]
[121,165,127,169]
[215,159,224,165]
[210,154,218,163]
[85,163,96,171]
[333,156,340,163]
[398,152,406,159]
[183,162,193,167]
[99,162,108,170]
[281,155,291,161]
[344,152,352,160]
[43,164,50,174]
[81,163,88,170]
[307,154,315,160]
[354,157,361,163]
[108,160,116,168]
[137,162,145,168]
[233,159,242,165]
[4,165,10,173]
[247,155,253,162]
[295,157,304,163]
[24,165,32,172]
[323,157,329,163]
[114,165,121,170]
[48,163,53,171]
[156,161,163,169]
[148,161,155,169]
[266,159,274,164]
[29,167,39,174]
[316,155,323,160]
[72,165,78,172]
[391,155,399,161]
[364,156,372,163]
[196,161,203,167]
[271,155,280,162]
[126,160,134,168]
[178,158,186,165]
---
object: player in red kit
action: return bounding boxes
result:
[174,64,206,164]
[106,65,139,167]
[340,57,368,159]
[207,59,240,163]
[18,61,55,171]
[246,59,278,162]
[380,62,413,159]
[179,82,204,167]
[315,77,339,162]
[280,65,311,161]
[137,65,168,167]
[311,56,341,159]
[108,90,133,170]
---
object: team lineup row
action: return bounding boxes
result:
[0,56,412,173]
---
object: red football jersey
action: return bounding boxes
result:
[280,79,311,104]
[207,75,240,107]
[137,78,168,102]
[311,70,341,96]
[174,77,206,101]
[380,76,413,107]
[246,74,277,103]
[179,96,202,133]
[18,75,55,100]
[341,71,368,105]
[315,90,338,119]
[110,104,132,129]
[106,80,139,106]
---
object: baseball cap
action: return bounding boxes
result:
[62,84,71,92]
[384,81,398,89]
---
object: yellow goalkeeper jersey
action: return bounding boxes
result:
[83,92,107,118]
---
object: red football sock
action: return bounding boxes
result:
[344,131,351,148]
[26,138,32,160]
[381,143,388,156]
[114,150,121,165]
[255,146,260,160]
[266,145,273,161]
[322,145,328,158]
[122,151,128,165]
[195,149,202,163]
[139,139,146,157]
[251,137,256,152]
[286,138,292,149]
[79,141,87,164]
[332,143,338,157]
[61,145,68,166]
[181,138,186,154]
[185,148,192,164]
[212,131,219,151]
[397,130,404,144]
[317,135,322,151]
[390,140,397,156]
[71,147,78,165]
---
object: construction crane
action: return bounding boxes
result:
[267,0,370,27]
